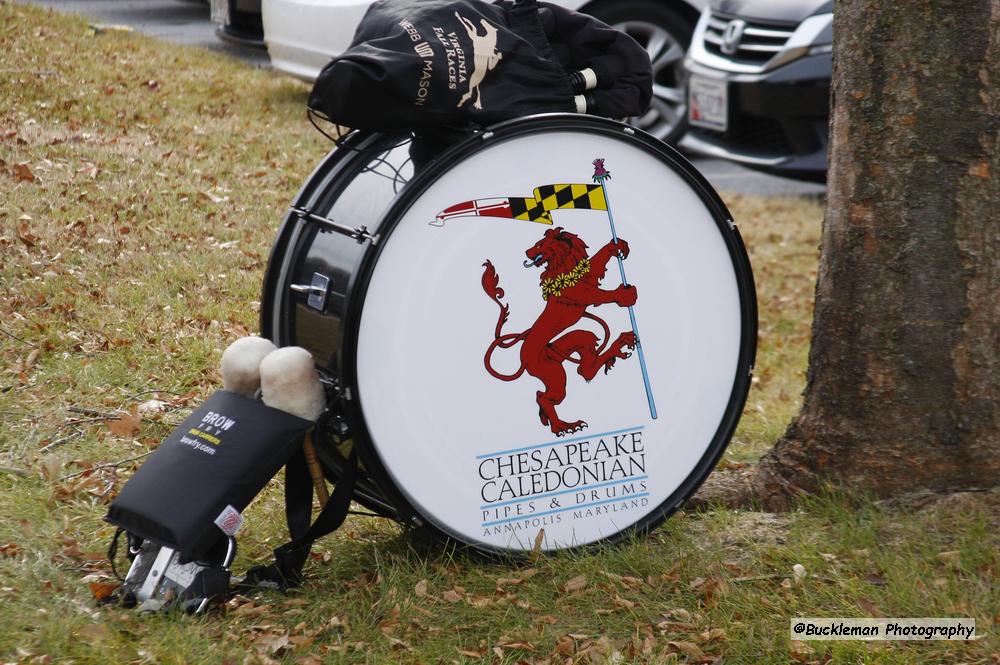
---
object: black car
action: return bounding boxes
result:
[211,0,265,48]
[682,0,832,182]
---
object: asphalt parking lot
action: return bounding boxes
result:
[26,0,826,199]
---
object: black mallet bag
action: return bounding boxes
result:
[105,391,312,561]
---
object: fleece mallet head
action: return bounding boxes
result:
[259,346,326,422]
[220,336,277,398]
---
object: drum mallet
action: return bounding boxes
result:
[259,347,330,507]
[220,336,277,397]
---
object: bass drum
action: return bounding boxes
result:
[261,114,756,554]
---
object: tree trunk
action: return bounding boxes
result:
[753,0,1000,509]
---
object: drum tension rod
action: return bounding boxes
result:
[290,207,380,245]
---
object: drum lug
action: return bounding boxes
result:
[289,272,330,311]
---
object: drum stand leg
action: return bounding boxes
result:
[302,432,329,507]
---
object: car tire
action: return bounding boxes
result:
[585,1,694,145]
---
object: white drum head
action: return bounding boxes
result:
[353,121,752,551]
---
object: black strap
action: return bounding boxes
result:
[240,445,359,590]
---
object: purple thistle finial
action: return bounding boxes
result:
[592,158,611,182]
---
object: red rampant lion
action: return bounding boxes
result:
[481,227,637,436]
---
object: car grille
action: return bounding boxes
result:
[702,13,796,65]
[698,116,795,156]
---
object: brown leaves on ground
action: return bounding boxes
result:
[106,404,141,437]
[87,581,119,601]
[17,219,39,247]
[13,161,36,182]
[538,625,726,665]
[221,597,352,662]
[560,574,588,593]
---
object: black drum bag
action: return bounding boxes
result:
[308,0,652,131]
[105,391,312,561]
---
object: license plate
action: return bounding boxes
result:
[210,0,230,25]
[689,75,728,132]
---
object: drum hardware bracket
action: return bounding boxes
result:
[481,131,495,141]
[623,127,636,136]
[290,207,381,245]
[289,272,331,311]
[328,415,349,438]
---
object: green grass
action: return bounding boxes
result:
[1,3,996,663]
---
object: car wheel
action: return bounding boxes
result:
[587,1,694,144]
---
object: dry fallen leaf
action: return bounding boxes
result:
[442,588,463,603]
[137,399,168,414]
[88,581,119,601]
[78,162,99,178]
[107,405,141,437]
[232,602,271,618]
[668,640,705,660]
[561,575,587,593]
[386,636,411,651]
[612,594,636,609]
[554,635,575,655]
[935,550,960,564]
[17,222,38,247]
[789,640,815,662]
[414,579,428,597]
[620,575,644,589]
[13,162,35,182]
[531,528,545,560]
[255,632,290,656]
[699,628,727,643]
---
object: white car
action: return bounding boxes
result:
[262,0,705,142]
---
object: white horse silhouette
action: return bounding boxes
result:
[456,12,503,110]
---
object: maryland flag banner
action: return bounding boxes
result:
[432,184,607,226]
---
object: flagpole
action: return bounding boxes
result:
[594,164,657,420]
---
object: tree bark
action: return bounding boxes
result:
[753,0,1000,509]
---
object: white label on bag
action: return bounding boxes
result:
[214,504,244,536]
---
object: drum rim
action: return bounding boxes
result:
[342,114,757,554]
